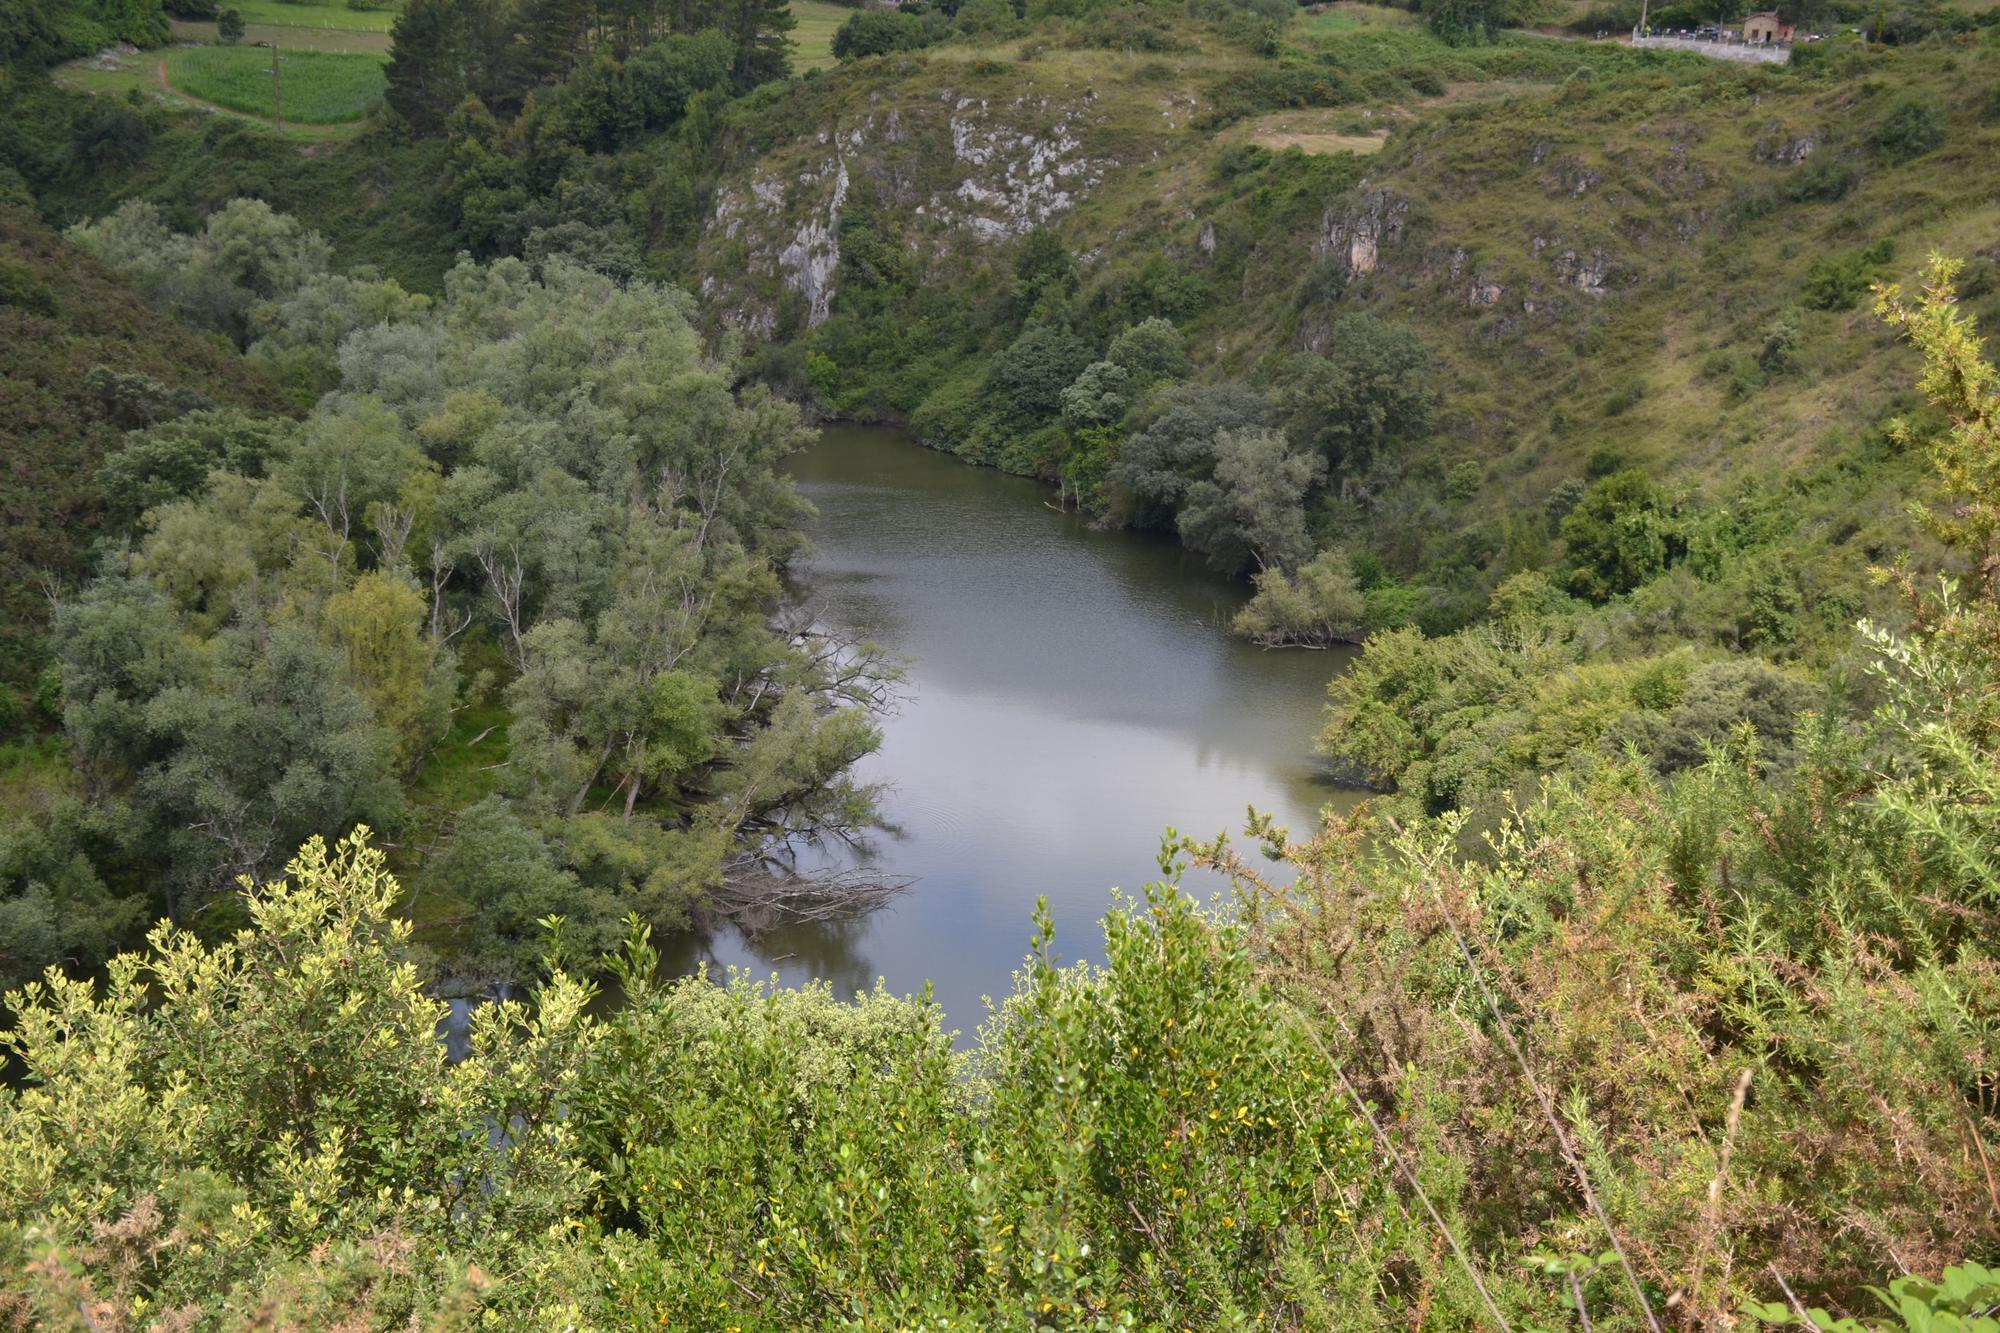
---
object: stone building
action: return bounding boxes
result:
[1742,10,1795,42]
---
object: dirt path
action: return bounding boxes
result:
[153,55,247,120]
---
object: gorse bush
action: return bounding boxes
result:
[0,829,1373,1328]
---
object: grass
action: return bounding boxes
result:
[55,46,372,139]
[693,13,2000,640]
[1289,2,1423,38]
[790,0,851,70]
[221,0,399,33]
[171,18,393,53]
[166,45,387,123]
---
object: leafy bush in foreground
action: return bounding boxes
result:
[0,829,1371,1329]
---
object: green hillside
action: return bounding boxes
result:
[688,19,1998,666]
[6,0,2000,1324]
[0,206,291,684]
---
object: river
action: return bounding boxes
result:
[655,424,1360,1036]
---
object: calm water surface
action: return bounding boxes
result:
[659,425,1359,1035]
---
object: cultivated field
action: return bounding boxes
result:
[166,46,388,122]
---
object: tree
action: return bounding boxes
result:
[217,6,243,40]
[140,617,400,903]
[1058,360,1130,429]
[1231,548,1366,645]
[1106,316,1190,385]
[1873,93,1946,161]
[68,198,332,345]
[1273,313,1434,475]
[1113,382,1267,525]
[1175,427,1323,575]
[983,323,1092,430]
[1559,468,1686,602]
[54,573,201,794]
[383,0,509,133]
[720,0,795,85]
[98,408,294,534]
[626,29,735,126]
[1420,0,1541,42]
[0,798,147,990]
[1013,226,1077,319]
[832,8,927,59]
[320,572,455,773]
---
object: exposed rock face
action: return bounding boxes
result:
[1754,130,1820,164]
[1548,156,1600,197]
[1553,247,1610,296]
[1315,189,1409,279]
[935,99,1109,241]
[700,92,1118,332]
[778,156,849,328]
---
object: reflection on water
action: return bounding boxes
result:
[665,424,1360,1037]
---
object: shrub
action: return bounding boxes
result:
[1872,92,1946,160]
[1802,239,1894,311]
[831,9,929,60]
[1788,154,1855,202]
[1233,549,1367,645]
[1560,468,1687,602]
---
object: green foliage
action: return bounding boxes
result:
[1058,358,1132,428]
[1273,312,1434,472]
[384,0,792,137]
[0,208,289,689]
[1232,548,1366,644]
[168,47,389,124]
[1559,468,1687,602]
[1872,92,1946,161]
[1106,315,1190,384]
[1114,382,1269,526]
[0,828,1371,1327]
[67,197,336,345]
[0,798,147,991]
[39,201,884,977]
[1876,255,2000,570]
[1747,1263,2000,1332]
[98,407,295,533]
[831,7,928,60]
[0,0,167,68]
[1804,239,1895,312]
[1176,426,1322,574]
[1420,0,1544,45]
[0,831,600,1322]
[983,321,1093,430]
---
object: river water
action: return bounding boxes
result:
[656,425,1359,1036]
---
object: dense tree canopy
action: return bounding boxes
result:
[36,202,886,979]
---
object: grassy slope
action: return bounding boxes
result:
[692,18,2000,653]
[23,72,454,292]
[0,206,293,681]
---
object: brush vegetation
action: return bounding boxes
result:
[3,0,2000,1324]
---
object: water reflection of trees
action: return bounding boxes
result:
[653,911,884,1005]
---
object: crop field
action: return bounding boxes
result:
[166,46,388,122]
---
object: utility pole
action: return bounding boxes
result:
[270,41,282,133]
